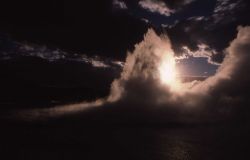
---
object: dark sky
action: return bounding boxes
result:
[0,0,248,59]
[0,0,249,58]
[0,0,250,107]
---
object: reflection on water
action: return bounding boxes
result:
[119,128,198,160]
[160,135,193,160]
[106,127,250,160]
[1,124,250,160]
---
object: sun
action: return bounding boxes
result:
[158,53,180,90]
[159,57,176,84]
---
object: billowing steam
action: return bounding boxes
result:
[108,29,180,102]
[13,26,250,122]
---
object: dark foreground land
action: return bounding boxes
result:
[1,113,250,160]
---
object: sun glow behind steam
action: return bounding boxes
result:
[159,54,176,84]
[158,51,181,92]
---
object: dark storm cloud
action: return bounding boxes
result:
[1,0,248,65]
[0,0,149,61]
[164,0,250,64]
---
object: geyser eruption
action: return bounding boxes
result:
[108,29,181,103]
[13,26,250,122]
[14,28,200,120]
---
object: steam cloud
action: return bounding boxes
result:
[14,26,250,123]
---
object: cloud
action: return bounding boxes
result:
[11,26,250,124]
[164,0,249,65]
[182,43,222,65]
[113,0,128,10]
[141,18,150,23]
[213,0,243,24]
[138,0,175,16]
[165,17,237,64]
[188,16,206,21]
[182,0,196,5]
[0,40,124,69]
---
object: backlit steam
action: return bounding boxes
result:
[158,51,182,93]
[12,26,250,122]
[159,53,176,85]
[108,29,182,102]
